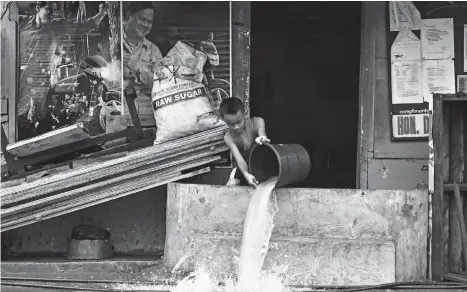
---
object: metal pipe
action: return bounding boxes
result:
[3,278,467,292]
[1,276,176,286]
[1,281,169,292]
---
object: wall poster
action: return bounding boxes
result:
[421,18,455,60]
[17,1,122,141]
[422,59,456,103]
[390,18,456,141]
[390,29,428,141]
[389,1,421,32]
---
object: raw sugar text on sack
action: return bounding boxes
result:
[153,84,206,110]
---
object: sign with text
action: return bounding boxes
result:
[391,103,429,140]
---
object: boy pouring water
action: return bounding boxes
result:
[220,97,270,188]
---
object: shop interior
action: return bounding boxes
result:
[250,1,362,189]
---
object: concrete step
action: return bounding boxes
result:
[192,234,395,286]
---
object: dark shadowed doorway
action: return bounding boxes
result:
[250,1,362,189]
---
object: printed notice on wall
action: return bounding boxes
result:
[389,1,421,31]
[458,75,467,93]
[421,18,455,60]
[391,61,423,104]
[390,29,421,62]
[464,25,467,72]
[422,59,456,103]
[391,107,430,139]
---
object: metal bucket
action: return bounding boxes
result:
[249,143,311,188]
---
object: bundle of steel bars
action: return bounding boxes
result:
[1,126,228,232]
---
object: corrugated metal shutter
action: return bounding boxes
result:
[149,1,231,95]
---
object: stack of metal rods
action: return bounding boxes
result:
[1,126,228,232]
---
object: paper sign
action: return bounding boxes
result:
[464,25,467,72]
[391,29,421,62]
[421,18,455,60]
[391,60,423,104]
[458,75,467,93]
[422,59,456,103]
[392,113,430,139]
[389,1,422,31]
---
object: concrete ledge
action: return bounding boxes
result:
[164,183,428,285]
[1,257,161,275]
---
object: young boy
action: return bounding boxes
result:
[219,97,270,188]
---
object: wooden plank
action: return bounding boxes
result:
[453,185,467,271]
[1,164,214,232]
[449,106,464,273]
[1,126,227,203]
[5,124,91,157]
[1,145,225,217]
[356,2,377,189]
[432,94,445,281]
[444,272,467,283]
[444,194,450,273]
[1,99,7,115]
[445,183,467,191]
[231,2,251,116]
[444,107,450,182]
[443,96,467,102]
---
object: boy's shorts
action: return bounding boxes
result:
[230,167,248,186]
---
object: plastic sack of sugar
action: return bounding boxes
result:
[151,65,224,145]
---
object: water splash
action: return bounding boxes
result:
[170,269,290,292]
[169,177,287,292]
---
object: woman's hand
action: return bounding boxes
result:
[244,173,259,188]
[255,136,270,145]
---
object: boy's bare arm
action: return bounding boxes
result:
[224,133,249,176]
[255,117,267,137]
[254,117,270,144]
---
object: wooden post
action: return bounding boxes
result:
[231,1,251,117]
[356,2,377,189]
[443,106,451,273]
[449,106,464,272]
[432,94,445,281]
[453,184,467,271]
[1,1,18,143]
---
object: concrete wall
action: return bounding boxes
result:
[366,2,428,190]
[164,183,428,285]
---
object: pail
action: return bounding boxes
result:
[249,143,311,188]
